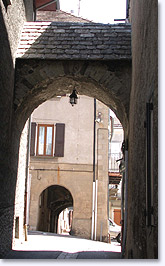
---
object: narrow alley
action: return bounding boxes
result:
[5,231,121,259]
[0,0,158,260]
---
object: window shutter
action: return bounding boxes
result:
[54,123,65,157]
[30,122,36,156]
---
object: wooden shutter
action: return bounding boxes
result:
[54,123,65,157]
[114,209,121,226]
[30,122,36,156]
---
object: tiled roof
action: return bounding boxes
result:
[17,22,131,60]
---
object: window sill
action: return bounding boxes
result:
[30,156,59,161]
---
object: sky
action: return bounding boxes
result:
[60,0,126,24]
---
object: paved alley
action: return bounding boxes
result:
[5,231,122,259]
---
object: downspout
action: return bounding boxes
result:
[94,99,98,241]
[91,182,95,240]
[24,116,31,240]
[94,179,98,241]
[121,164,125,251]
[122,140,128,257]
[91,99,96,240]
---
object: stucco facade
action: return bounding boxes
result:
[28,96,109,241]
[109,111,123,225]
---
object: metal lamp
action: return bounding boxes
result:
[69,89,78,106]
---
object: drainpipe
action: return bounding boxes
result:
[24,116,32,240]
[120,164,125,250]
[91,181,95,240]
[94,179,98,241]
[122,140,128,256]
[91,99,96,240]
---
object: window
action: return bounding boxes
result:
[30,122,65,157]
[15,217,19,239]
[36,124,54,156]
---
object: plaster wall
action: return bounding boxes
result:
[96,128,109,242]
[29,96,110,241]
[31,96,94,165]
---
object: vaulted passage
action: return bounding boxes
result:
[14,59,131,136]
[37,185,73,233]
[14,22,131,135]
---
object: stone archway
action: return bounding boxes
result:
[37,185,73,233]
[11,58,131,249]
[14,59,131,135]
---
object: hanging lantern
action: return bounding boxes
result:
[69,89,78,106]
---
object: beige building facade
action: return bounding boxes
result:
[28,95,109,242]
[108,110,123,226]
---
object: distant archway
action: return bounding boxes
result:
[37,185,73,233]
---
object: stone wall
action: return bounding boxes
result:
[0,0,33,257]
[13,121,29,247]
[126,0,158,259]
[14,59,131,137]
